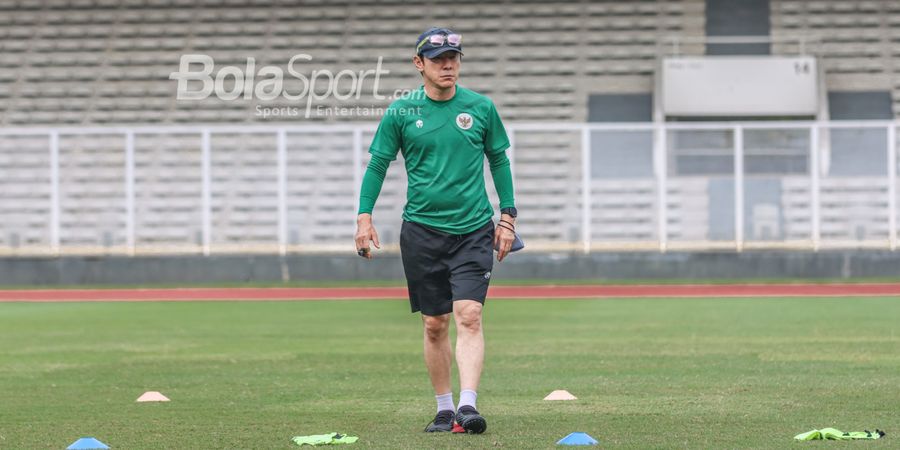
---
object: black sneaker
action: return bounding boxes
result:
[424,409,455,432]
[455,405,487,434]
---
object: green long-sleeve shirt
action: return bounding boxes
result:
[358,85,515,234]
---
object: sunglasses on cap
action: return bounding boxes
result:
[416,33,462,54]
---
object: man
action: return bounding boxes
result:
[354,27,517,434]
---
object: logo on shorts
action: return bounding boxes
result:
[415,119,423,128]
[484,271,491,279]
[456,113,473,130]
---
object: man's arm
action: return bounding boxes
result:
[483,100,517,261]
[355,153,392,259]
[358,153,391,216]
[485,148,515,211]
[483,100,515,211]
[485,148,517,261]
[355,106,401,259]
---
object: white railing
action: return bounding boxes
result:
[0,121,898,256]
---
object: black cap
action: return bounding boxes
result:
[416,27,463,58]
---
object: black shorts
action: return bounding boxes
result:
[399,219,494,316]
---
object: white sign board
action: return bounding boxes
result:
[661,57,818,116]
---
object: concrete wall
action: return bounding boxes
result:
[2,251,900,286]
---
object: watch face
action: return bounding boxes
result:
[502,207,517,218]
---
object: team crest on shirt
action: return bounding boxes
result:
[415,119,423,128]
[456,113,473,130]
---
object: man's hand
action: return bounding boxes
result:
[494,213,516,262]
[355,213,380,259]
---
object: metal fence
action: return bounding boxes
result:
[1,120,898,256]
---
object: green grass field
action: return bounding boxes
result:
[1,297,898,449]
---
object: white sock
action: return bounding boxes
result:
[436,392,455,413]
[458,389,477,410]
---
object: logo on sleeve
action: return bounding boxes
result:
[456,113,473,130]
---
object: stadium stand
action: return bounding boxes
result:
[782,176,891,242]
[772,1,895,85]
[0,135,52,249]
[287,130,358,245]
[1,1,899,254]
[0,0,704,125]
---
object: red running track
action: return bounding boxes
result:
[2,284,900,302]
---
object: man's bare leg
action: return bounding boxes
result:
[422,313,458,432]
[422,313,452,396]
[452,299,487,433]
[453,300,484,393]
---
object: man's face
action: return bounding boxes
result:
[416,52,460,88]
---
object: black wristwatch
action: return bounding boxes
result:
[500,207,517,218]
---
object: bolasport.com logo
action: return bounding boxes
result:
[169,54,418,119]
